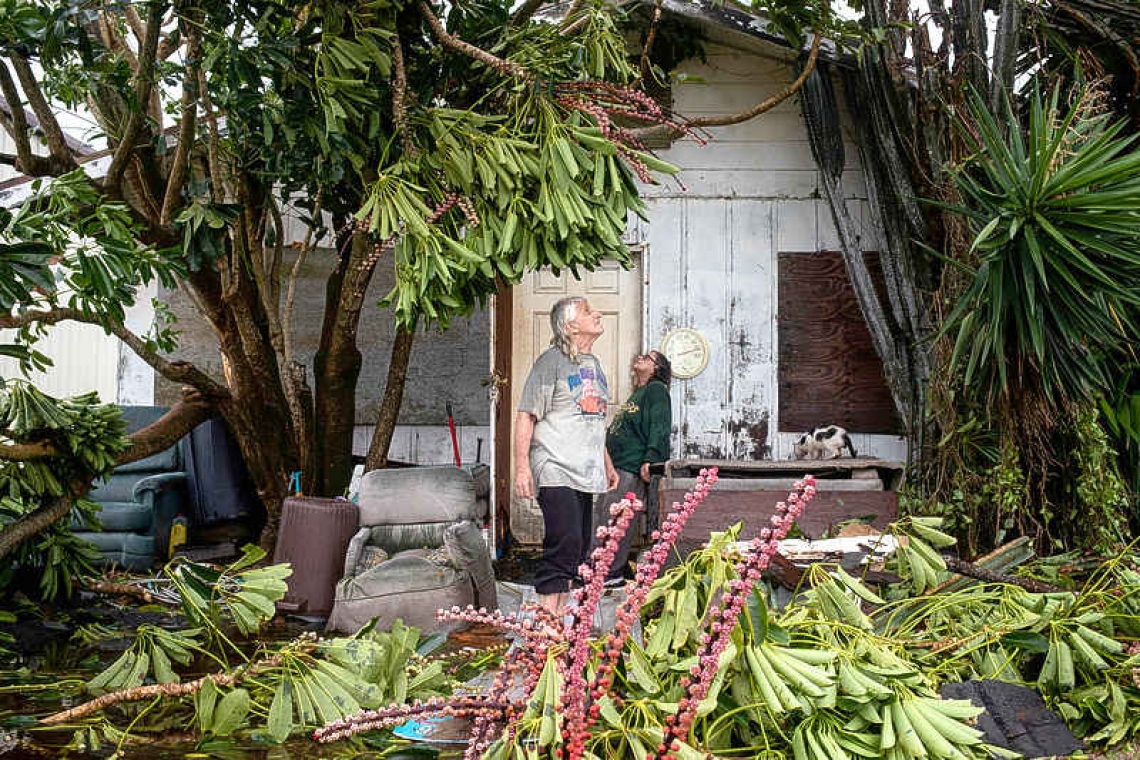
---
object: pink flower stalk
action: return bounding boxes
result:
[436,605,561,645]
[314,696,513,743]
[651,475,817,760]
[554,81,707,184]
[559,494,644,759]
[579,468,720,738]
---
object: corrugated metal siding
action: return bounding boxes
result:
[0,322,119,402]
[641,43,906,462]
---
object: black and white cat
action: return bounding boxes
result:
[793,425,857,460]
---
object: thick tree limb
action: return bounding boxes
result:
[0,387,215,465]
[509,0,546,27]
[116,387,216,464]
[105,1,165,190]
[0,308,227,397]
[629,32,822,142]
[160,24,201,225]
[41,648,306,725]
[8,54,76,173]
[0,493,77,559]
[0,59,54,176]
[419,1,529,79]
[0,440,58,461]
[0,393,214,558]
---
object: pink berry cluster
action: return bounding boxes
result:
[558,493,644,758]
[584,468,720,723]
[650,475,817,760]
[554,80,706,184]
[313,696,512,743]
[436,605,559,644]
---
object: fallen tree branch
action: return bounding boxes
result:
[0,387,215,465]
[0,439,58,461]
[628,31,822,141]
[0,308,228,397]
[0,486,85,559]
[41,645,310,725]
[82,579,166,605]
[943,556,1065,594]
[419,0,530,79]
[115,387,217,464]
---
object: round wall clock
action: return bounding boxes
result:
[660,327,711,379]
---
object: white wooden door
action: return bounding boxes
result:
[508,253,643,544]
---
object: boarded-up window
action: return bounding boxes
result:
[778,251,902,434]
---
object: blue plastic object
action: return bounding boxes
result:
[392,717,467,744]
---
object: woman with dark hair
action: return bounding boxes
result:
[593,350,673,585]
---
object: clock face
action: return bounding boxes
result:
[660,328,710,379]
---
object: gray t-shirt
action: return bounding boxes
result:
[518,347,610,493]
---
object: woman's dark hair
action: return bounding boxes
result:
[649,351,672,387]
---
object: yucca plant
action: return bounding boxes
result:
[938,85,1140,409]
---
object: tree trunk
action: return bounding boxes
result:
[366,326,416,470]
[311,237,364,498]
[800,65,919,429]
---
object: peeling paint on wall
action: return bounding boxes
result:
[727,409,771,460]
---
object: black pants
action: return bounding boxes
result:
[592,469,648,581]
[534,486,594,595]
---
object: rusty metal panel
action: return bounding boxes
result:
[777,251,902,434]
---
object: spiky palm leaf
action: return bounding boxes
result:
[938,86,1140,407]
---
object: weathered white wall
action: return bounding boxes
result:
[0,320,119,402]
[640,44,906,462]
[0,130,28,184]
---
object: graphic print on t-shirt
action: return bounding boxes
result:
[567,366,607,417]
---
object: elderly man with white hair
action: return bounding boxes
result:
[515,296,619,614]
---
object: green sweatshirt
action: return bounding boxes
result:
[605,379,672,474]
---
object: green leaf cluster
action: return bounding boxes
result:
[0,385,127,601]
[939,86,1140,407]
[166,545,291,654]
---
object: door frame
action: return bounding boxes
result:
[488,245,648,555]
